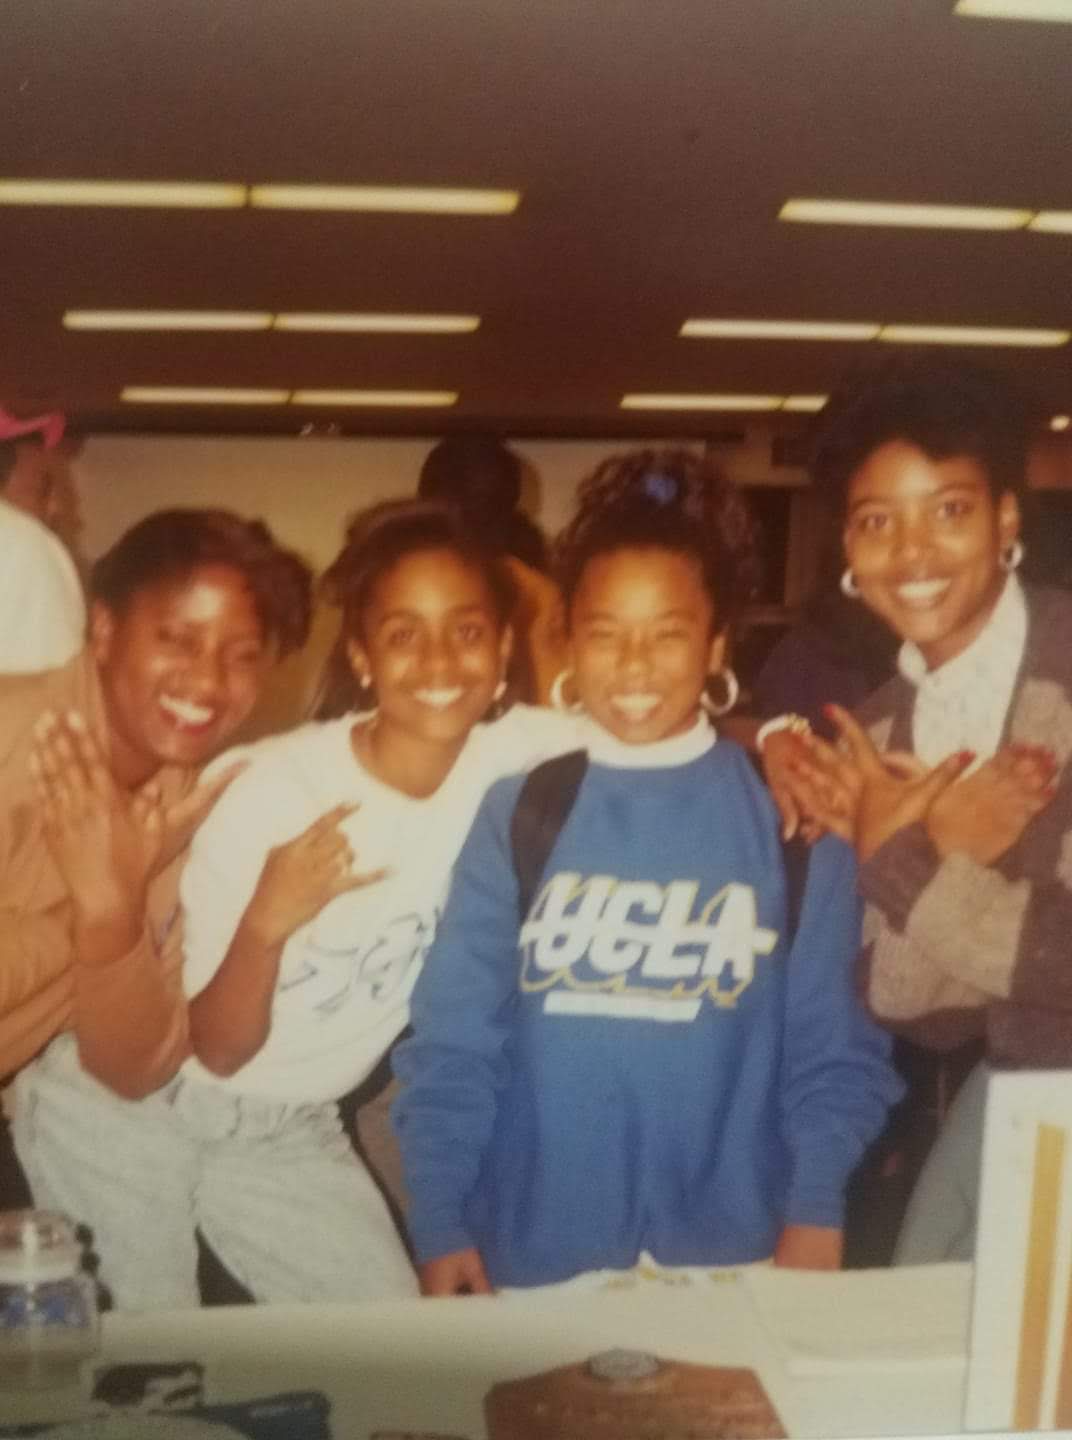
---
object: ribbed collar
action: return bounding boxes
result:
[581,711,716,769]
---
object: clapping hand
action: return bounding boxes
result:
[764,714,930,849]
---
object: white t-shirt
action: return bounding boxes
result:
[180,704,581,1102]
[0,498,85,672]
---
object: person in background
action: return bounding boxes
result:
[15,501,577,1310]
[3,510,311,1208]
[394,448,900,1294]
[774,357,1070,1262]
[752,543,898,738]
[418,435,567,704]
[0,408,86,673]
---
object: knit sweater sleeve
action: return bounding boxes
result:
[392,775,525,1263]
[779,834,904,1228]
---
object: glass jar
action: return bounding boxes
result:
[0,1210,99,1388]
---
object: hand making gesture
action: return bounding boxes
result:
[776,705,973,861]
[31,708,244,946]
[782,705,1057,865]
[242,803,390,948]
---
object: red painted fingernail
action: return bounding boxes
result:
[958,750,976,765]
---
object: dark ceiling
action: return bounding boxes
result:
[3,0,1072,438]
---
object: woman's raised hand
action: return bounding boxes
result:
[31,710,158,926]
[761,724,864,844]
[243,803,388,948]
[31,710,248,917]
[926,743,1058,865]
[822,705,974,862]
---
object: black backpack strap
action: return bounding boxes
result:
[781,834,811,945]
[510,750,589,919]
[746,750,811,946]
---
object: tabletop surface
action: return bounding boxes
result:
[0,1261,974,1438]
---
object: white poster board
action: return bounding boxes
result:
[966,1070,1072,1431]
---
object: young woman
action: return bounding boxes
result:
[17,500,577,1310]
[1,508,311,1092]
[776,358,1069,1261]
[392,449,901,1295]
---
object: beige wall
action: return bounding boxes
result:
[76,435,710,572]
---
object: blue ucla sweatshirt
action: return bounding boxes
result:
[393,717,901,1287]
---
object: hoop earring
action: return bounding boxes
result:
[354,675,379,719]
[1000,539,1024,573]
[701,667,740,718]
[840,567,861,599]
[550,669,583,714]
[483,676,510,724]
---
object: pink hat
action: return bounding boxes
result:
[0,404,65,449]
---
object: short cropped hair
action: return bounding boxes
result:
[810,356,1033,516]
[90,509,313,657]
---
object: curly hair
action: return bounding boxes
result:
[810,354,1034,516]
[553,447,763,627]
[90,509,313,658]
[314,498,516,719]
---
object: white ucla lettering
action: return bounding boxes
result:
[641,882,704,979]
[522,873,617,971]
[588,882,664,974]
[520,872,778,1011]
[699,884,776,975]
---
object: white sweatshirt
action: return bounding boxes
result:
[179,704,580,1103]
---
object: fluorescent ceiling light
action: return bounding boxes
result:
[274,313,479,334]
[681,319,879,341]
[291,389,458,407]
[0,179,246,208]
[250,185,519,215]
[779,198,1032,230]
[621,394,783,412]
[1030,212,1072,233]
[955,0,1072,20]
[121,386,289,404]
[782,395,829,413]
[879,324,1069,347]
[66,310,272,331]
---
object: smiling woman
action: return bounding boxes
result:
[842,441,1020,672]
[779,357,1072,1263]
[393,448,900,1296]
[0,508,312,1094]
[8,499,580,1312]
